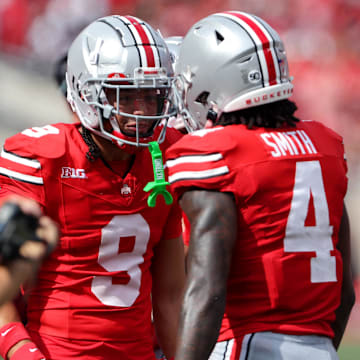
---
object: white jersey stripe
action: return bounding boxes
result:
[169,166,229,184]
[1,148,41,169]
[166,153,223,168]
[209,339,234,360]
[0,167,43,185]
[225,338,234,360]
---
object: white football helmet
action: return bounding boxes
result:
[66,15,176,147]
[174,11,293,132]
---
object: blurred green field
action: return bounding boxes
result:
[338,343,360,359]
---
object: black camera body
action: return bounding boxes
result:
[0,202,40,262]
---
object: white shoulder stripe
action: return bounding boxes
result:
[169,166,229,184]
[0,167,43,185]
[1,148,41,169]
[166,153,223,168]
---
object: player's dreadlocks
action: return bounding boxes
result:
[216,99,299,129]
[81,126,102,162]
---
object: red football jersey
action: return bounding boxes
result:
[165,120,347,341]
[0,123,182,349]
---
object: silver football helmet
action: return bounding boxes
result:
[174,11,293,132]
[66,15,176,147]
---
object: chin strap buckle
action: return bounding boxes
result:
[143,141,173,207]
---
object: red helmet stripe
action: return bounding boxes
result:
[125,16,156,67]
[224,11,279,86]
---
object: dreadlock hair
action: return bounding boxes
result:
[216,99,300,129]
[81,126,102,162]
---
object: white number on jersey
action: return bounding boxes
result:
[22,125,59,138]
[91,214,150,307]
[284,160,336,283]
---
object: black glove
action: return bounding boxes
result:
[0,202,41,263]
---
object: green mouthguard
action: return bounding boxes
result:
[143,141,173,207]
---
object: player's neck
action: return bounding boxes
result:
[90,133,133,162]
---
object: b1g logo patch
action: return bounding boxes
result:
[61,167,87,179]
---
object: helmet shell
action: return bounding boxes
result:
[175,11,293,131]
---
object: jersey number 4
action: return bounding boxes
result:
[284,160,336,283]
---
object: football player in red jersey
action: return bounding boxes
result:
[0,15,185,360]
[166,11,355,360]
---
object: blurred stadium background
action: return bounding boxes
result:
[0,1,359,358]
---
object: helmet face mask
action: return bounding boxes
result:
[67,15,176,148]
[174,11,294,132]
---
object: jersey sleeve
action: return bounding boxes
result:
[165,127,235,199]
[0,144,45,206]
[0,124,65,207]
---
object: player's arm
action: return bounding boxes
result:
[0,195,58,359]
[175,190,237,360]
[152,233,185,359]
[0,195,58,305]
[332,202,356,349]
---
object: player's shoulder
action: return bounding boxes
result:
[166,126,237,158]
[299,120,343,143]
[3,123,77,160]
[160,126,185,150]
